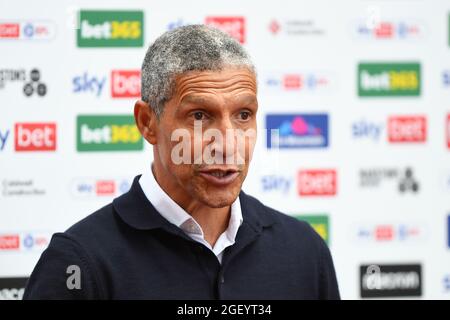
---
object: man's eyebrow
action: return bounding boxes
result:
[180,95,257,106]
[236,95,258,106]
[180,95,214,106]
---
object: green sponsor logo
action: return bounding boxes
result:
[295,214,330,245]
[358,62,421,97]
[77,10,144,47]
[77,115,143,151]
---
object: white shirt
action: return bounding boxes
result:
[138,166,243,264]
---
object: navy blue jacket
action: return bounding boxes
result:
[23,175,340,300]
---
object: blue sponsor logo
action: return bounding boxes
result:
[22,234,34,249]
[443,71,450,88]
[266,114,329,149]
[352,119,383,141]
[448,215,450,248]
[72,72,106,97]
[444,275,450,292]
[265,74,329,90]
[119,180,131,194]
[0,129,10,151]
[167,19,190,31]
[261,175,292,194]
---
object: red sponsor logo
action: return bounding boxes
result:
[375,22,394,38]
[375,225,394,241]
[283,75,301,89]
[14,123,56,151]
[268,20,281,34]
[298,169,337,196]
[447,114,450,149]
[111,70,140,98]
[0,23,19,38]
[96,180,115,195]
[388,116,427,143]
[0,235,20,250]
[205,17,245,43]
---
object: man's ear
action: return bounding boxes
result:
[134,100,158,145]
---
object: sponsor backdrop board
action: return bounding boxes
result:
[0,0,449,299]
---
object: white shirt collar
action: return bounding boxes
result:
[138,164,243,260]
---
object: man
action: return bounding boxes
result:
[24,25,340,299]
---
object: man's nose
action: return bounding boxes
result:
[210,118,238,160]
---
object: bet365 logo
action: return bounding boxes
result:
[76,115,143,152]
[77,10,144,47]
[295,215,330,245]
[358,62,421,97]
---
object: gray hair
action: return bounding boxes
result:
[141,24,256,118]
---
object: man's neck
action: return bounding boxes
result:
[190,206,231,247]
[152,163,231,248]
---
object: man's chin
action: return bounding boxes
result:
[196,191,240,208]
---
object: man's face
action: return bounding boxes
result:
[154,68,258,208]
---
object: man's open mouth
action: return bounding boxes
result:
[197,168,240,186]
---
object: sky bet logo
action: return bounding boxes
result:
[297,169,337,196]
[205,17,245,44]
[73,70,140,98]
[266,114,328,149]
[76,115,143,152]
[1,123,56,152]
[358,62,421,97]
[14,123,56,152]
[77,10,144,47]
[388,116,426,143]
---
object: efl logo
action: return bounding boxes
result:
[0,21,56,40]
[111,70,140,98]
[77,10,144,47]
[358,62,421,97]
[356,223,424,243]
[14,123,56,152]
[70,177,131,198]
[298,169,337,196]
[354,20,424,40]
[388,116,426,143]
[264,72,332,93]
[0,235,20,250]
[205,17,245,43]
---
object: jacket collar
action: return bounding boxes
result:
[113,175,276,233]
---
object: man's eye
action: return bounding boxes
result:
[240,111,250,120]
[193,111,205,120]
